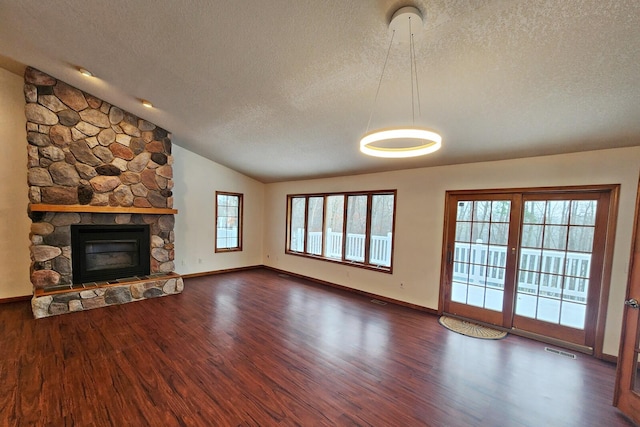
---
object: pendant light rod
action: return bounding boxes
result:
[412,32,422,120]
[365,28,396,134]
[409,15,416,125]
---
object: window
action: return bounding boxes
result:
[215,192,243,252]
[286,190,396,272]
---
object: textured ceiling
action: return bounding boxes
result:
[0,0,639,182]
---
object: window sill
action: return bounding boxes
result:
[215,247,242,253]
[285,250,392,274]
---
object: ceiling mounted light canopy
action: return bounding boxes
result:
[360,6,442,158]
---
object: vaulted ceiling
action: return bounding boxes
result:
[1,0,639,182]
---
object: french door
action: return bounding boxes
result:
[614,177,640,423]
[441,186,618,350]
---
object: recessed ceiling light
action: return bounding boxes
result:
[141,99,153,108]
[78,67,93,77]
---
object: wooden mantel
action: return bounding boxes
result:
[29,204,178,215]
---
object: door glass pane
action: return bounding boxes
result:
[521,224,543,248]
[468,284,486,308]
[324,195,344,260]
[560,301,587,329]
[487,248,507,268]
[520,248,542,271]
[455,222,471,242]
[471,221,490,243]
[516,199,597,330]
[490,223,509,245]
[290,197,306,251]
[451,199,509,312]
[570,200,597,226]
[540,273,562,298]
[491,200,511,222]
[453,243,471,287]
[307,197,324,255]
[345,195,367,262]
[370,194,394,267]
[543,226,567,250]
[546,200,570,224]
[457,201,472,221]
[568,226,594,252]
[523,201,546,224]
[473,201,492,221]
[451,282,468,303]
[541,251,566,275]
[537,298,561,323]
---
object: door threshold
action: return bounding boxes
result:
[510,327,593,355]
[441,313,593,355]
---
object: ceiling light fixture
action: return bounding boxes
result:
[360,6,442,158]
[141,99,153,108]
[78,67,93,77]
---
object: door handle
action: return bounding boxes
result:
[624,298,640,309]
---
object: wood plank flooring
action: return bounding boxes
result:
[0,268,636,426]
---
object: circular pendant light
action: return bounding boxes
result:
[360,128,441,158]
[360,6,442,159]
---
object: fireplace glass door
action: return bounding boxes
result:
[71,224,151,283]
[85,240,140,272]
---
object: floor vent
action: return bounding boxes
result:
[544,347,577,359]
[370,299,387,306]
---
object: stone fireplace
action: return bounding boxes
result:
[25,67,183,318]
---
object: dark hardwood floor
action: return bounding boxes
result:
[0,268,635,426]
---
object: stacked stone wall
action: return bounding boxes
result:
[23,67,180,313]
[24,67,173,209]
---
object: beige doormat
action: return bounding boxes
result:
[439,315,508,340]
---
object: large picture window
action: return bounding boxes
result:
[216,192,243,252]
[286,190,396,272]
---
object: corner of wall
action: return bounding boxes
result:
[0,67,32,298]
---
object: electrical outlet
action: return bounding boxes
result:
[198,258,202,264]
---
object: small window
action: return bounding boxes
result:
[215,192,243,252]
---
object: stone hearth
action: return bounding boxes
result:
[32,272,184,319]
[24,67,182,318]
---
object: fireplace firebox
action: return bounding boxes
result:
[71,224,151,283]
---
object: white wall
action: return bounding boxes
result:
[172,145,264,275]
[263,147,640,356]
[0,67,32,298]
